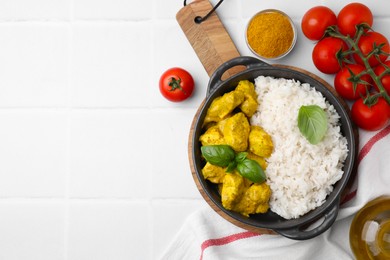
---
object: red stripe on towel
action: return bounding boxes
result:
[357,125,390,166]
[199,125,390,259]
[200,231,261,260]
[341,124,390,204]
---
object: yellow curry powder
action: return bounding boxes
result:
[247,11,294,58]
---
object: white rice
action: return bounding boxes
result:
[251,76,348,219]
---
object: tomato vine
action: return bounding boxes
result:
[326,24,390,106]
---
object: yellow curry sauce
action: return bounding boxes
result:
[199,80,274,217]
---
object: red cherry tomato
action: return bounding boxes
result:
[312,37,348,74]
[159,67,194,102]
[373,60,390,95]
[334,64,372,100]
[353,32,390,67]
[337,3,373,37]
[301,6,337,41]
[351,97,390,131]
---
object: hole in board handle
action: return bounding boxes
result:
[194,16,202,24]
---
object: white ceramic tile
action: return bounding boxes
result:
[155,0,239,20]
[68,201,151,260]
[153,0,186,20]
[74,0,151,20]
[0,24,69,107]
[241,0,323,19]
[210,0,240,20]
[69,110,152,198]
[71,23,152,108]
[223,19,253,58]
[152,199,206,259]
[151,20,209,108]
[0,111,67,197]
[0,202,65,260]
[0,0,70,20]
[150,109,202,199]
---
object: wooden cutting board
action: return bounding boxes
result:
[177,0,358,234]
[176,0,244,79]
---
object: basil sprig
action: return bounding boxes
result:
[298,105,328,145]
[200,145,235,167]
[201,145,266,183]
[237,157,265,183]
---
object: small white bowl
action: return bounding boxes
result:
[245,9,297,61]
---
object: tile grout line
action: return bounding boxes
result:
[0,197,198,203]
[149,3,156,258]
[64,1,75,259]
[0,19,153,24]
[0,197,155,202]
[0,106,197,110]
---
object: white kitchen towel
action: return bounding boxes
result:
[161,125,390,260]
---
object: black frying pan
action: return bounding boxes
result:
[190,56,357,240]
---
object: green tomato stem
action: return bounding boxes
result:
[168,77,184,92]
[328,28,390,105]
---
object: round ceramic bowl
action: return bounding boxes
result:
[245,9,297,60]
[189,56,357,240]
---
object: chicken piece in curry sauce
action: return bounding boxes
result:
[236,80,258,117]
[249,125,274,158]
[221,172,271,217]
[199,125,225,146]
[203,89,245,124]
[199,80,274,217]
[223,112,250,152]
[201,162,226,184]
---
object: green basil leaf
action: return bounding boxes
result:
[236,159,266,183]
[235,152,248,163]
[226,161,237,173]
[200,145,235,167]
[297,105,328,145]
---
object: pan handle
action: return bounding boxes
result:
[207,56,270,96]
[275,199,340,240]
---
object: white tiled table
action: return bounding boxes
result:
[0,0,388,259]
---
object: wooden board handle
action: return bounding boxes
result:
[176,0,243,78]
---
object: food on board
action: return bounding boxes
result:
[201,145,267,184]
[159,67,194,102]
[199,76,348,219]
[203,87,245,124]
[200,80,272,216]
[246,10,295,59]
[297,105,328,145]
[248,125,273,157]
[221,173,271,217]
[222,112,251,152]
